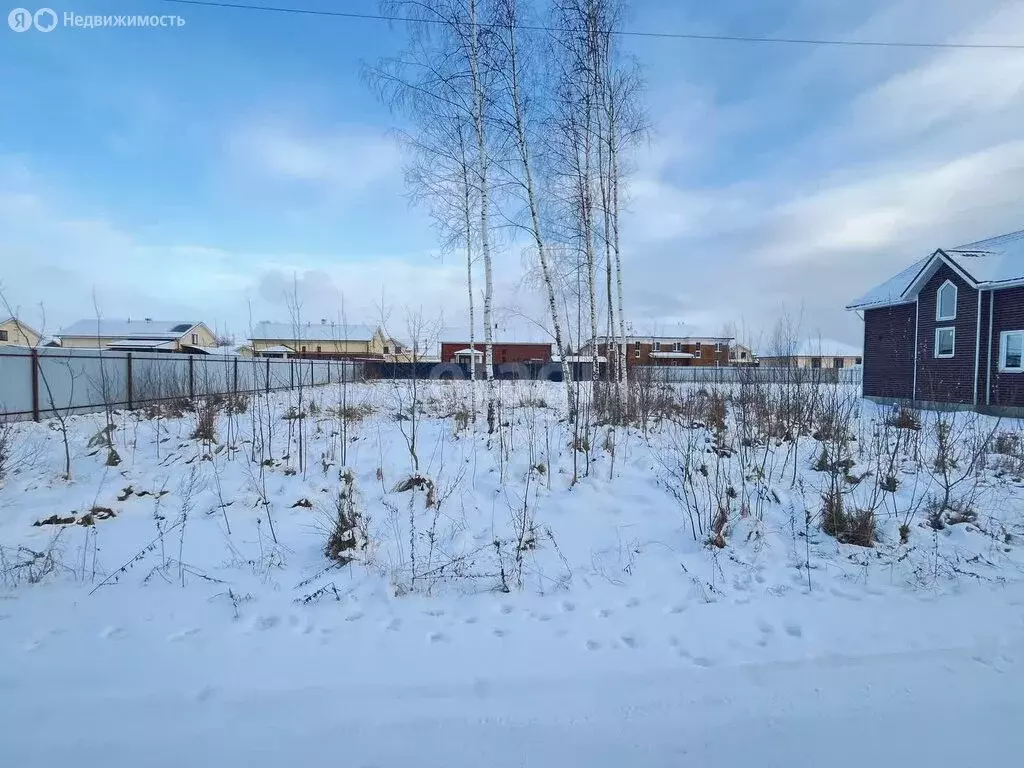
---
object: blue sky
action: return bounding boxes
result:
[2,0,1023,348]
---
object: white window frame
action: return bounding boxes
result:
[672,341,681,353]
[936,280,957,321]
[999,330,1024,373]
[634,341,641,359]
[694,342,702,358]
[934,327,955,359]
[652,341,661,352]
[714,342,722,353]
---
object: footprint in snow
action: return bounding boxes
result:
[250,615,280,632]
[492,628,508,638]
[784,622,803,638]
[755,618,774,635]
[427,631,448,644]
[194,685,217,703]
[168,628,201,642]
[691,656,716,668]
[624,597,641,609]
[99,626,127,640]
[498,605,514,615]
[559,601,576,613]
[620,634,639,649]
[585,639,602,651]
[424,609,445,617]
[595,608,612,619]
[663,604,686,615]
[384,618,402,632]
[463,615,479,625]
[345,611,364,623]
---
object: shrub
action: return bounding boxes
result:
[885,406,921,431]
[191,399,219,442]
[821,489,876,547]
[324,471,366,565]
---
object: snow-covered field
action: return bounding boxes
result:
[2,380,1023,767]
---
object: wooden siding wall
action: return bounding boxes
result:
[862,304,915,399]
[987,285,1024,407]
[915,262,978,405]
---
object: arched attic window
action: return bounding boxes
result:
[936,280,957,321]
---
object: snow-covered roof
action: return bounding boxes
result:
[649,351,695,359]
[257,345,293,354]
[759,339,862,358]
[106,338,177,350]
[552,354,608,363]
[248,321,378,342]
[452,348,484,357]
[58,319,202,339]
[847,229,1024,310]
[943,229,1024,285]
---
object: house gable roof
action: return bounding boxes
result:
[57,319,204,340]
[847,229,1024,310]
[0,317,42,338]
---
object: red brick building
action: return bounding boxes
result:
[584,336,732,367]
[440,342,552,366]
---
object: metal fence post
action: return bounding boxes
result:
[233,356,239,396]
[188,355,195,399]
[290,360,294,389]
[126,352,133,410]
[30,348,40,422]
[265,358,271,393]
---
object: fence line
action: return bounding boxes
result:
[0,347,361,422]
[635,365,864,386]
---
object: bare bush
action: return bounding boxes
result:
[191,398,219,442]
[324,470,368,565]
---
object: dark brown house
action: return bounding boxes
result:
[847,230,1024,413]
[584,336,732,367]
[440,341,551,366]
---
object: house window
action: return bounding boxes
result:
[0,330,7,341]
[811,357,822,369]
[936,280,957,321]
[652,341,661,352]
[935,327,955,358]
[301,345,307,353]
[634,341,641,359]
[191,333,198,345]
[673,342,681,353]
[316,345,322,353]
[383,345,390,354]
[1000,331,1023,372]
[714,342,722,353]
[835,358,844,369]
[740,351,747,360]
[694,342,702,358]
[855,357,862,365]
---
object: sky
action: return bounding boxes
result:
[1,0,1022,350]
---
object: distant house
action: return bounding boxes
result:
[248,321,407,361]
[757,340,862,370]
[728,343,756,366]
[440,341,551,366]
[56,318,216,352]
[0,317,41,347]
[583,336,732,367]
[847,229,1024,412]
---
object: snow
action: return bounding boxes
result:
[249,320,379,341]
[2,380,1023,765]
[846,255,930,310]
[56,318,202,339]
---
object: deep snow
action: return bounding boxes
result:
[1,380,1023,766]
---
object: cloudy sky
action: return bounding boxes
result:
[2,0,1022,349]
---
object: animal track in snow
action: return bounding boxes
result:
[595,608,612,619]
[559,601,576,613]
[784,622,803,638]
[384,617,402,632]
[344,611,364,622]
[691,656,715,668]
[462,615,479,625]
[491,628,508,638]
[99,626,127,640]
[620,634,639,649]
[498,605,514,615]
[624,597,641,609]
[427,631,448,644]
[663,603,686,615]
[250,615,280,632]
[585,639,602,651]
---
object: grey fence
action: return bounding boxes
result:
[637,365,864,387]
[0,347,362,422]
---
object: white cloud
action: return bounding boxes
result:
[225,120,403,201]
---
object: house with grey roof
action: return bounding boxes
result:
[847,229,1024,412]
[247,320,408,361]
[56,318,217,353]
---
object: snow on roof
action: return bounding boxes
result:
[649,351,696,359]
[846,256,931,310]
[248,321,377,342]
[760,338,862,358]
[848,229,1024,310]
[106,338,177,350]
[257,345,294,354]
[58,319,200,339]
[943,229,1024,285]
